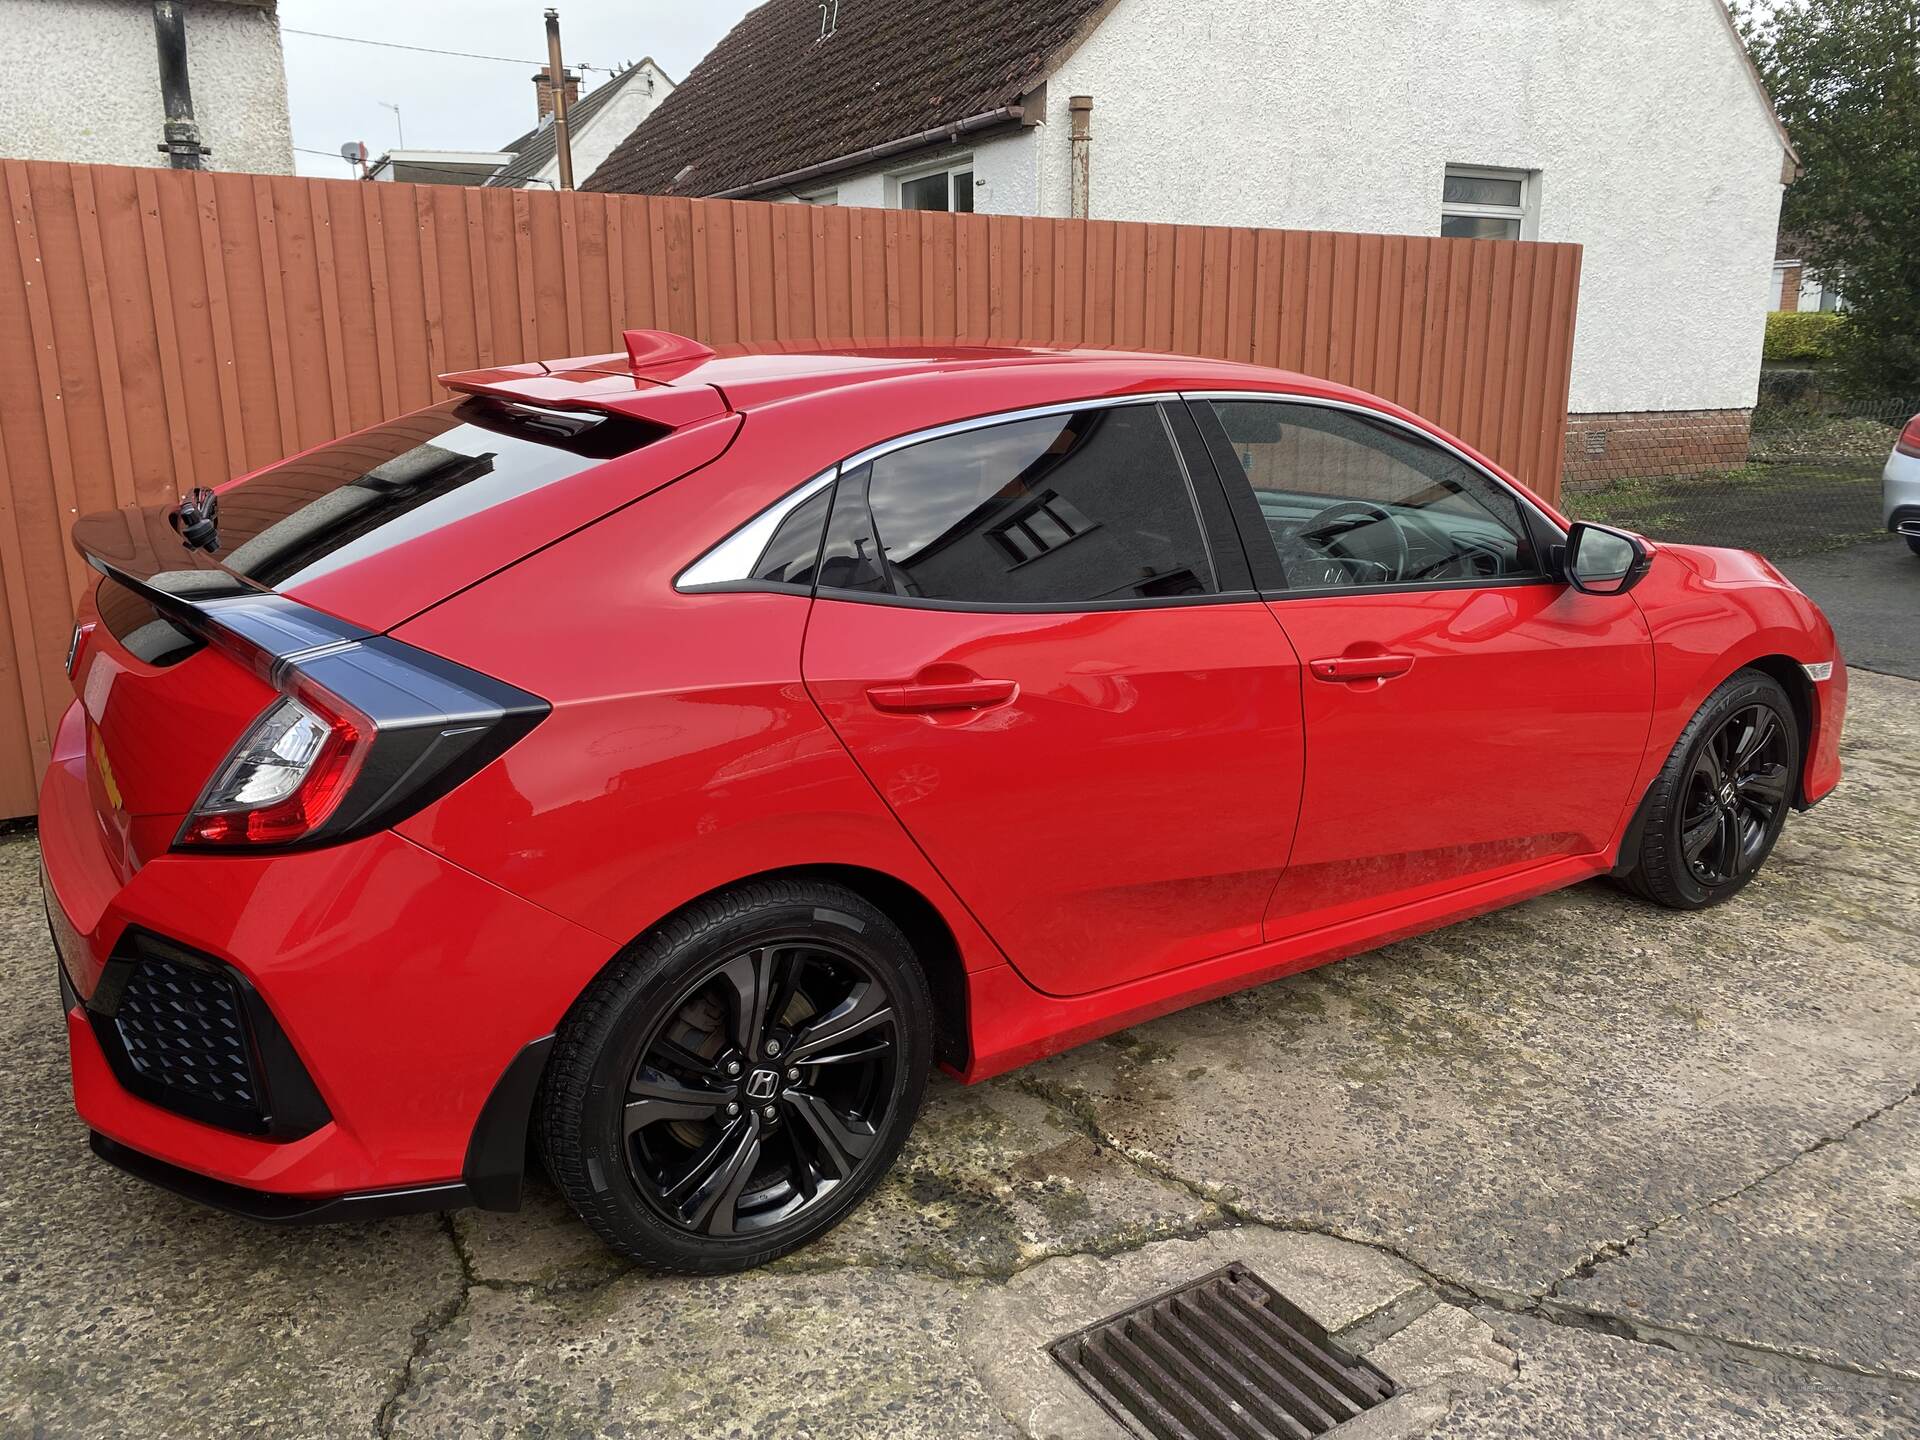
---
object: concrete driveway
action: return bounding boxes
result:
[1781,538,1920,682]
[3,670,1916,1439]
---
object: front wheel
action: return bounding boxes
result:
[1620,669,1800,910]
[538,879,932,1273]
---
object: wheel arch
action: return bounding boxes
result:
[1743,653,1815,806]
[1611,651,1816,877]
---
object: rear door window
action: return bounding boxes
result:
[818,404,1218,606]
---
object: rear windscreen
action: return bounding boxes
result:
[213,399,658,590]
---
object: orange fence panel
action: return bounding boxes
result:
[0,161,1582,817]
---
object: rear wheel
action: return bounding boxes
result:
[1906,535,1920,557]
[538,879,931,1273]
[1621,669,1799,910]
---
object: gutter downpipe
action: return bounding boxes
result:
[1069,95,1092,220]
[152,2,207,170]
[710,106,1025,201]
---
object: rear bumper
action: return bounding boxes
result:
[88,1132,471,1224]
[41,701,608,1212]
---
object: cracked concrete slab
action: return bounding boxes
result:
[1556,1091,1920,1382]
[1446,1312,1920,1438]
[385,1266,1016,1439]
[782,1077,1219,1278]
[1020,670,1920,1302]
[0,836,465,1440]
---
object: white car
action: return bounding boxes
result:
[1888,413,1920,556]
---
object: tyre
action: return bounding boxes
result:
[1906,535,1920,557]
[538,878,932,1273]
[1620,668,1800,911]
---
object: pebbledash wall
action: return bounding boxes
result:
[0,0,292,175]
[779,0,1793,489]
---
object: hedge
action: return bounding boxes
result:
[1765,310,1846,363]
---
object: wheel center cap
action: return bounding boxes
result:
[744,1068,780,1101]
[1719,782,1737,808]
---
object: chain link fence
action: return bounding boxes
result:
[1567,396,1912,561]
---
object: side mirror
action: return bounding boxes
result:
[1561,522,1650,596]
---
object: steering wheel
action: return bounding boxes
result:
[1298,500,1409,582]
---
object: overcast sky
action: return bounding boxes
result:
[280,1,755,178]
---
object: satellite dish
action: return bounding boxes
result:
[339,140,368,164]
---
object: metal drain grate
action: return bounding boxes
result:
[1050,1262,1397,1440]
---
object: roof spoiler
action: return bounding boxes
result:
[438,329,729,428]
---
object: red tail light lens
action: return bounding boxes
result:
[179,682,369,847]
[1898,415,1920,459]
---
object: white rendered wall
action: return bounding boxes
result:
[0,0,292,174]
[1022,0,1789,414]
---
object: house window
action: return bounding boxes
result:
[896,160,975,213]
[1440,166,1531,240]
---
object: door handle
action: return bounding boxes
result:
[867,678,1019,713]
[1309,654,1416,683]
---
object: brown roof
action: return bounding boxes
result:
[584,0,1111,197]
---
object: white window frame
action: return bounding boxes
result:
[890,156,976,213]
[1440,165,1536,241]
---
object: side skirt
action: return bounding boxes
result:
[957,853,1607,1082]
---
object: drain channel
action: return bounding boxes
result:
[1049,1262,1397,1440]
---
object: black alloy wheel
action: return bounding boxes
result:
[539,879,931,1273]
[1620,668,1801,911]
[624,939,901,1239]
[1677,702,1794,887]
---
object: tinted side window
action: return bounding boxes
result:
[1210,401,1541,590]
[749,485,833,588]
[836,405,1216,606]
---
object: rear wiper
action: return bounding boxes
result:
[169,487,221,554]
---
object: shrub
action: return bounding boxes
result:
[1764,311,1845,364]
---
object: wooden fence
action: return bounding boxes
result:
[0,159,1582,817]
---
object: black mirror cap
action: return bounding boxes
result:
[1563,521,1652,597]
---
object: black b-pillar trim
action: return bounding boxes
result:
[462,1034,555,1212]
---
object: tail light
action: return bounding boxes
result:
[1897,415,1920,459]
[174,598,546,852]
[180,684,368,846]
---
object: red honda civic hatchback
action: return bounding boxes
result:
[42,333,1845,1272]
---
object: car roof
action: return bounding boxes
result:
[439,332,1378,423]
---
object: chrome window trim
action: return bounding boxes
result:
[1180,390,1568,543]
[674,393,1182,591]
[840,392,1182,473]
[676,468,837,591]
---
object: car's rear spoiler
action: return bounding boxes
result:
[439,330,732,429]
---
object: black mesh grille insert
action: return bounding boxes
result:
[112,954,261,1115]
[1050,1263,1397,1440]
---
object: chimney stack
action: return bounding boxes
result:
[533,66,580,123]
